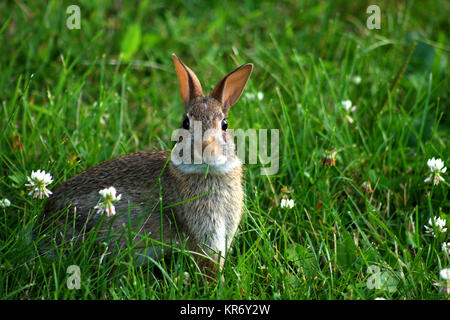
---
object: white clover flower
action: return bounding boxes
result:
[0,198,11,208]
[281,198,294,209]
[175,271,191,286]
[183,272,191,285]
[340,100,357,112]
[424,158,447,185]
[244,93,255,101]
[245,92,264,102]
[434,269,450,294]
[442,242,450,254]
[428,158,446,172]
[424,216,447,237]
[433,281,450,294]
[340,100,357,124]
[440,268,450,281]
[25,170,53,199]
[352,75,362,85]
[94,186,122,217]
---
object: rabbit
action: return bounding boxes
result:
[40,54,253,279]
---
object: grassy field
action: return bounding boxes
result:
[0,0,449,300]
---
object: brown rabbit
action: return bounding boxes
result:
[41,54,253,278]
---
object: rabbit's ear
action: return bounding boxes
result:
[210,63,253,113]
[172,54,204,107]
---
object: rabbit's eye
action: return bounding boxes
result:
[221,119,228,131]
[182,117,190,129]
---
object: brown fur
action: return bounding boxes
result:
[41,54,253,278]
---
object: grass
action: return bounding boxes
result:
[0,0,449,300]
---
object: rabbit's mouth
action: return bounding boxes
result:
[191,143,233,167]
[171,139,240,174]
[201,153,227,166]
[171,156,241,175]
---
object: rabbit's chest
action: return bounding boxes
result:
[182,181,241,214]
[174,175,243,231]
[177,183,243,253]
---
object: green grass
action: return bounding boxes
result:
[0,0,449,299]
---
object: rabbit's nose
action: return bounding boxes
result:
[202,136,215,150]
